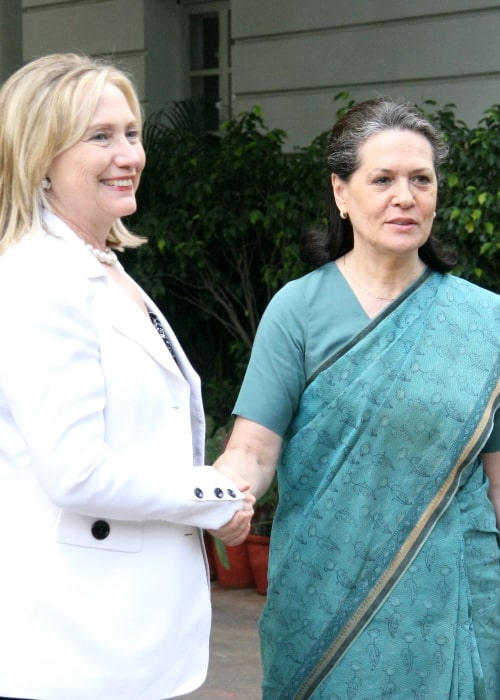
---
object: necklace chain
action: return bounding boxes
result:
[343,255,396,302]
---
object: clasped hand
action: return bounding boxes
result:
[208,467,255,546]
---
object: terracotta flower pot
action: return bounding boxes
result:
[246,533,270,595]
[212,537,254,589]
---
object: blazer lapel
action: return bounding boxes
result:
[107,278,182,377]
[42,208,187,379]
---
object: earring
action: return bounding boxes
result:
[41,177,52,191]
[339,210,348,220]
[433,211,437,218]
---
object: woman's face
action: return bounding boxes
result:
[332,129,438,258]
[46,82,145,240]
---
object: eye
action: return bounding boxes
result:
[126,127,141,142]
[373,176,391,185]
[413,174,432,185]
[89,131,110,144]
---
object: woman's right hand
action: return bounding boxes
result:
[208,480,255,546]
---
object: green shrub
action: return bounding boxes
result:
[124,103,325,416]
[425,101,500,290]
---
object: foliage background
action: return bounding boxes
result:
[124,96,499,432]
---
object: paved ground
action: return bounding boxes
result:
[179,584,265,699]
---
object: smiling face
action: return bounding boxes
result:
[332,129,438,260]
[46,82,146,243]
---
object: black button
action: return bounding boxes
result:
[91,520,110,540]
[194,487,204,499]
[227,489,236,498]
[214,487,224,499]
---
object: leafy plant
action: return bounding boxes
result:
[424,101,500,291]
[124,103,325,415]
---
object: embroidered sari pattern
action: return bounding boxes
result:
[260,273,499,699]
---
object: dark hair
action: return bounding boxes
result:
[300,99,457,270]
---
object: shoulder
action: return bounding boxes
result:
[0,225,100,282]
[0,229,102,323]
[266,262,339,315]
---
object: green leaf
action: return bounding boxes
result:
[213,537,230,569]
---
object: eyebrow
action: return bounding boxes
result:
[82,119,139,138]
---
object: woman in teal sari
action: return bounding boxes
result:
[214,100,499,699]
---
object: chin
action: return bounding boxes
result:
[111,203,137,219]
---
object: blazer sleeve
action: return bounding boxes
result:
[0,242,243,529]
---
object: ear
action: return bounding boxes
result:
[331,174,347,212]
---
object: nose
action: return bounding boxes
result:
[114,135,145,170]
[392,179,414,207]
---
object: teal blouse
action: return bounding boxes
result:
[234,263,500,451]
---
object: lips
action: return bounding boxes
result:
[101,178,134,187]
[387,218,417,225]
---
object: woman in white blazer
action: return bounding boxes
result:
[0,54,253,700]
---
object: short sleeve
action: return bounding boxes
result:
[233,280,308,437]
[233,263,371,437]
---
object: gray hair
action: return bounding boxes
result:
[327,99,448,181]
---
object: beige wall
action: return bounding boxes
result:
[20,0,186,115]
[231,0,500,145]
[0,0,22,84]
[12,0,500,146]
[22,0,147,101]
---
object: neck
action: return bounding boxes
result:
[342,252,426,302]
[50,207,111,251]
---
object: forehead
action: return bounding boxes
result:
[89,82,138,122]
[358,129,434,168]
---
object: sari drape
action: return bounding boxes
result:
[260,271,499,700]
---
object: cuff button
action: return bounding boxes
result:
[227,489,236,498]
[214,487,224,499]
[194,487,204,499]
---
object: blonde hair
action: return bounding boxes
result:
[0,53,146,253]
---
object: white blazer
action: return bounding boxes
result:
[0,211,243,700]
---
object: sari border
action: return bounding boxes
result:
[295,375,500,700]
[306,267,434,388]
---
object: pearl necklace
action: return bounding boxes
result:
[84,242,118,265]
[343,255,419,302]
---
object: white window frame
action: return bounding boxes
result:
[182,0,232,127]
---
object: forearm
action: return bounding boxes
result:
[214,449,274,500]
[213,417,282,500]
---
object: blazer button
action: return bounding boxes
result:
[91,520,110,540]
[214,487,224,499]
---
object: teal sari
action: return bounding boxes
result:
[260,271,499,699]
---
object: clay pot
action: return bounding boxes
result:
[246,534,270,595]
[212,538,254,588]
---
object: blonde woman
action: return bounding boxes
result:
[0,54,253,700]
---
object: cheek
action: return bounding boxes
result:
[423,194,437,215]
[138,149,146,172]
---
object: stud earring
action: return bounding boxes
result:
[41,177,52,191]
[339,210,348,220]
